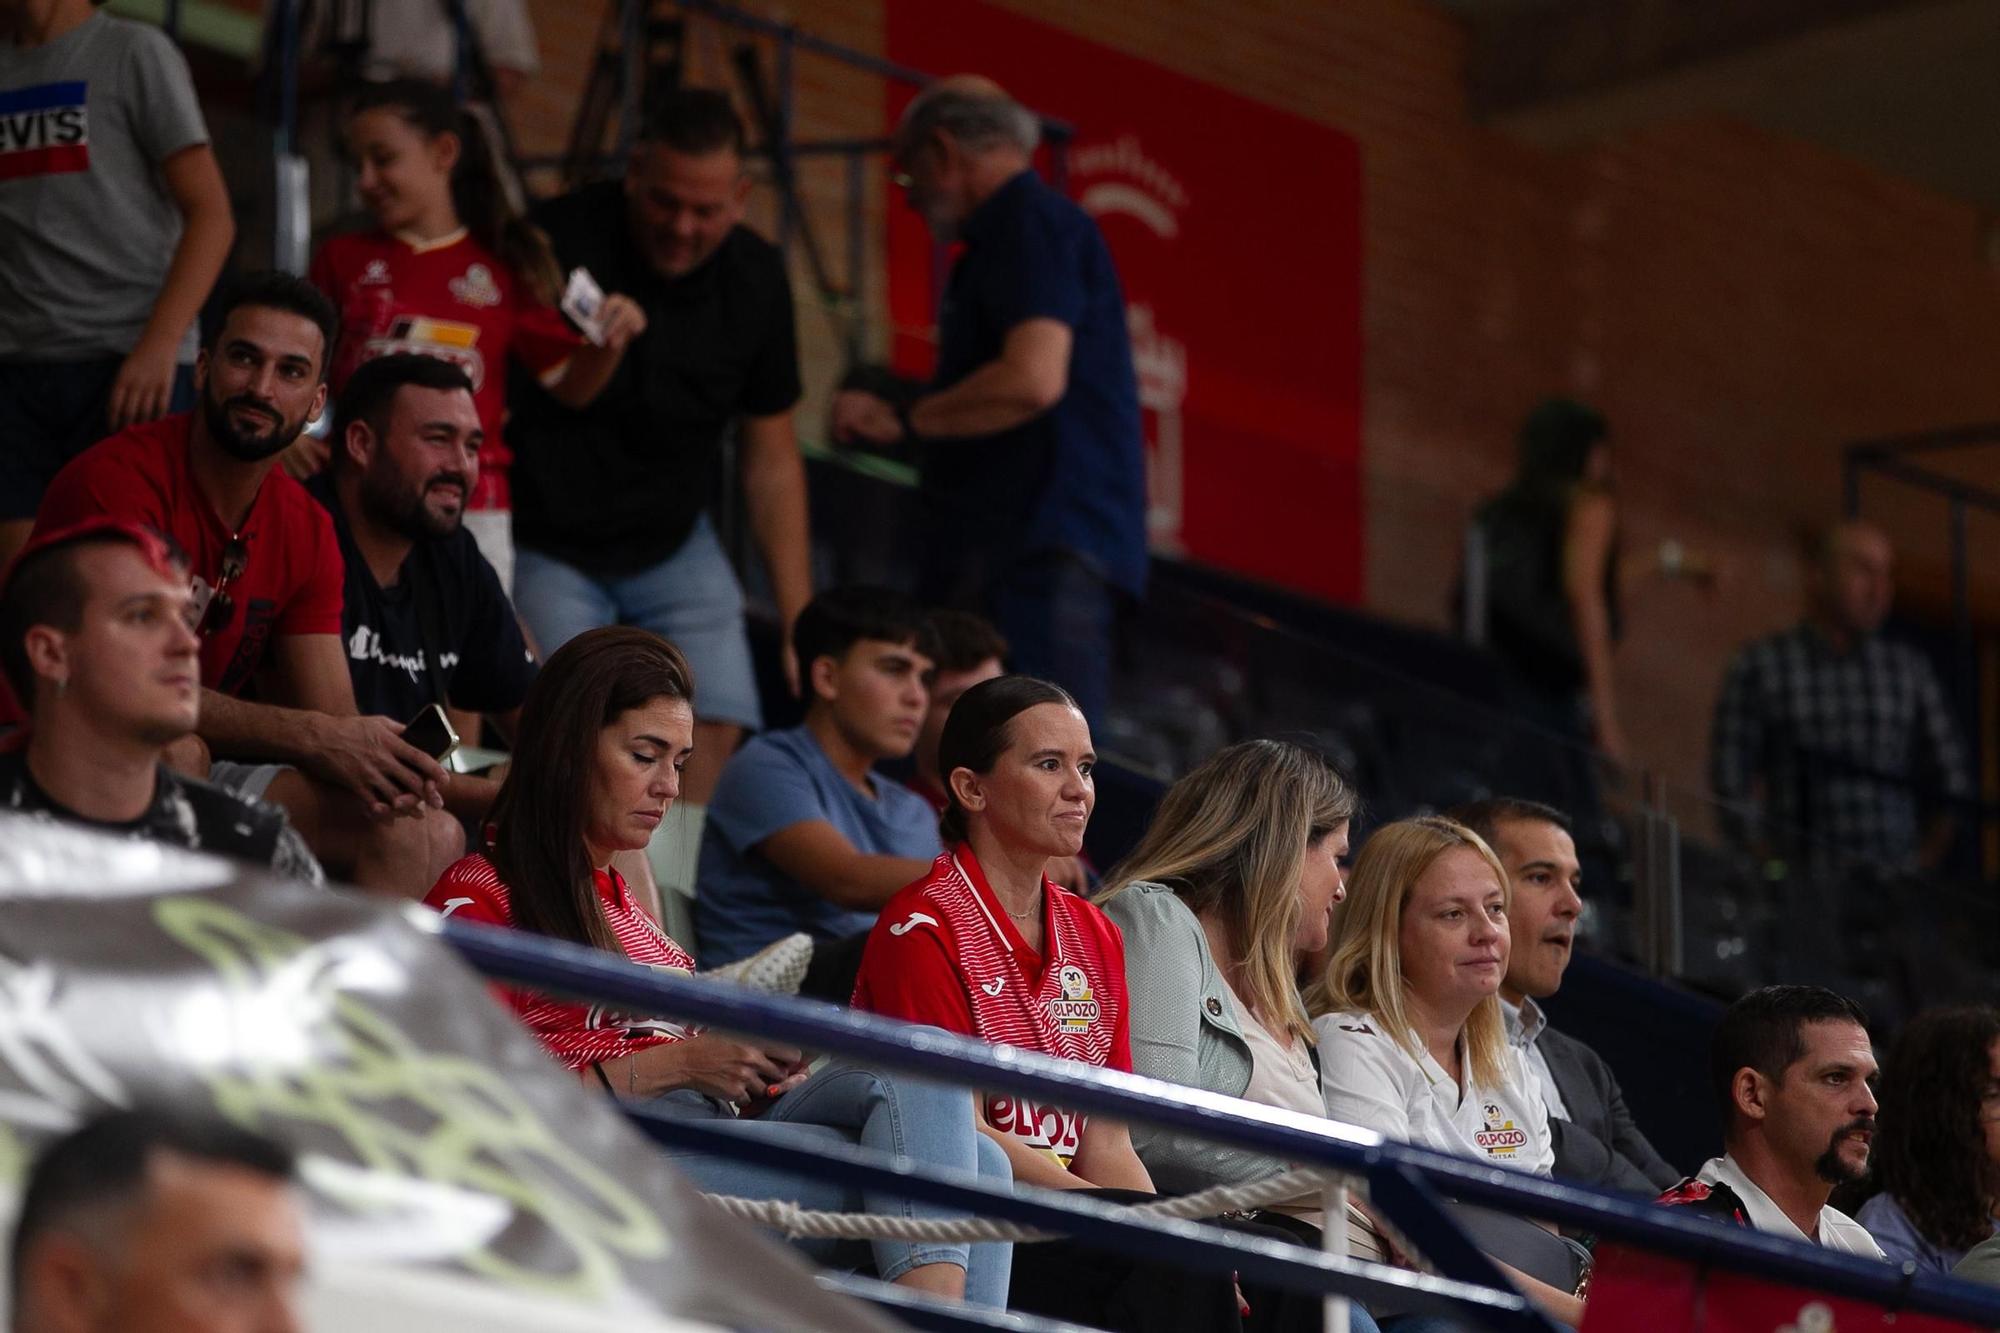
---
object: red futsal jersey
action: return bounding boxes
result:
[426,853,698,1071]
[853,847,1131,1166]
[30,413,344,699]
[310,229,579,511]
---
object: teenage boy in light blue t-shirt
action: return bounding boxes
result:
[696,587,942,998]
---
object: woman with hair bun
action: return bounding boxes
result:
[854,674,1147,1192]
[856,676,1270,1331]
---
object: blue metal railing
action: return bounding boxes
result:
[441,918,2000,1330]
[629,1113,1530,1325]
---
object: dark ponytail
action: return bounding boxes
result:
[935,675,1077,845]
[349,80,564,307]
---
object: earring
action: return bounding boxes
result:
[53,677,66,698]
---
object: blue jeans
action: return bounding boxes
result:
[513,513,764,729]
[987,552,1119,735]
[646,1062,1012,1306]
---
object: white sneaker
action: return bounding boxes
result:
[702,932,814,995]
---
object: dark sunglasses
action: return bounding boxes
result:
[194,535,248,637]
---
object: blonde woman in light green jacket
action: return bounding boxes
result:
[1097,739,1356,1202]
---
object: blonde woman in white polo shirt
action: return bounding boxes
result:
[1308,816,1585,1329]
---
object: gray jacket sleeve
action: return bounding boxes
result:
[1954,1234,2000,1287]
[1543,1027,1678,1193]
[1105,885,1289,1195]
[1602,1059,1680,1191]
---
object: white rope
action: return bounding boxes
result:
[700,1166,1368,1245]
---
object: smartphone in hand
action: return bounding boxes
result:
[403,702,461,762]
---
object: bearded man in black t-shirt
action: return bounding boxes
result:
[505,88,812,804]
[307,355,538,826]
[0,518,321,882]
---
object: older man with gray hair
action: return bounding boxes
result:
[831,76,1145,732]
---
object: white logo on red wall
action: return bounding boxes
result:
[1073,135,1189,554]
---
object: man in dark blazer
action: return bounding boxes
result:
[1450,799,1679,1194]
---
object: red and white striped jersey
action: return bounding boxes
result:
[426,853,695,1070]
[853,847,1131,1165]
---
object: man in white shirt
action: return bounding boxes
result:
[1452,798,1680,1194]
[1658,984,1884,1257]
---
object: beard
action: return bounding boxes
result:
[363,466,466,542]
[203,391,307,462]
[1812,1117,1876,1184]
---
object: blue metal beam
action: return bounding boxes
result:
[814,1272,1098,1333]
[625,1109,1542,1329]
[441,920,2000,1326]
[662,0,1077,141]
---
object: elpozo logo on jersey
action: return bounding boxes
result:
[0,81,90,180]
[1047,964,1100,1034]
[1474,1103,1528,1160]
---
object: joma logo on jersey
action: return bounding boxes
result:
[0,82,90,180]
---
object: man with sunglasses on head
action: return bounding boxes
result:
[21,271,458,897]
[0,519,320,882]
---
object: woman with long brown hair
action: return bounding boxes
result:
[424,627,1010,1306]
[1856,1007,2000,1271]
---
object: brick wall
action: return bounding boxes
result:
[515,0,2000,802]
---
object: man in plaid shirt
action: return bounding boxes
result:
[1710,521,1970,871]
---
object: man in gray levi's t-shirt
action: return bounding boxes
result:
[0,1,233,561]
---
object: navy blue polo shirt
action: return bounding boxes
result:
[922,170,1147,597]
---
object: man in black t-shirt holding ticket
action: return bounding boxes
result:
[506,88,812,804]
[308,355,536,824]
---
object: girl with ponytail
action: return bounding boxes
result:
[301,79,646,588]
[853,675,1151,1195]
